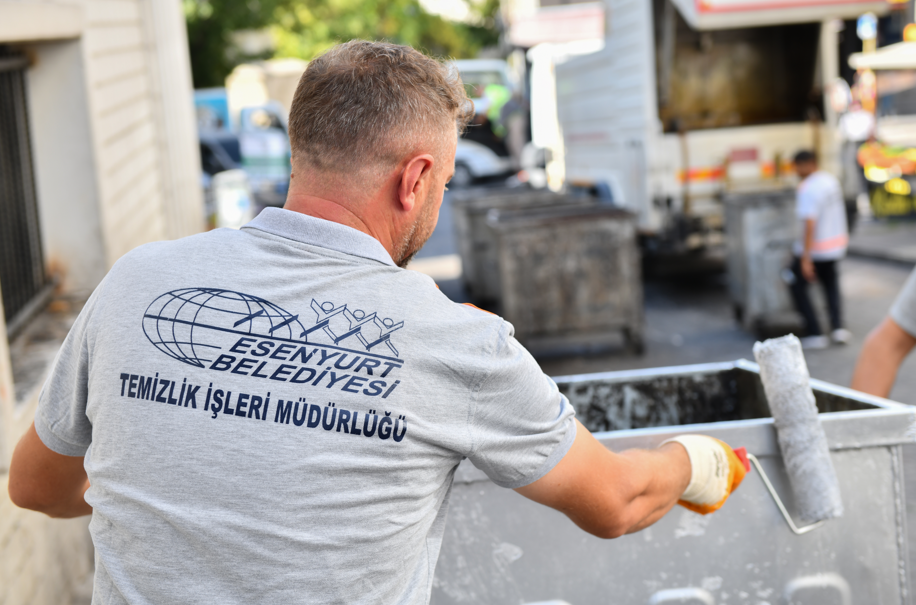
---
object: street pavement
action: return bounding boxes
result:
[540,255,916,402]
[849,217,916,267]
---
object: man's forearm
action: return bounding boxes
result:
[516,423,691,539]
[617,443,691,534]
[32,480,92,519]
[852,318,916,398]
[572,443,689,538]
[9,423,93,518]
[516,421,748,539]
[803,219,816,258]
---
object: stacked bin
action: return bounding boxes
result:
[486,204,643,355]
[450,189,591,303]
[432,360,915,604]
[723,189,802,334]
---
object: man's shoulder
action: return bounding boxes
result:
[798,171,842,205]
[811,171,843,192]
[383,271,511,354]
[394,271,507,327]
[816,170,841,182]
[113,229,223,262]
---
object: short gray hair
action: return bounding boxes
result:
[288,40,472,175]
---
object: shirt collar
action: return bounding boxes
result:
[242,207,396,267]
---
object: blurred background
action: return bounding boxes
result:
[3,0,916,602]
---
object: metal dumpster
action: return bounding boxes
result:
[450,189,591,303]
[432,360,915,605]
[486,204,643,355]
[724,189,803,334]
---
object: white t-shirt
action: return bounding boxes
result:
[35,208,576,605]
[839,110,875,143]
[793,171,849,261]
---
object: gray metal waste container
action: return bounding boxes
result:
[724,189,800,334]
[433,360,915,605]
[486,204,643,355]
[450,189,590,303]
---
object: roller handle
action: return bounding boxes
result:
[733,447,751,473]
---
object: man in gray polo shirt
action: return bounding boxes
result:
[9,41,747,604]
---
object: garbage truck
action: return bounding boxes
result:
[554,0,889,259]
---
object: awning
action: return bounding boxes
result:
[508,2,604,48]
[670,0,889,30]
[850,41,916,70]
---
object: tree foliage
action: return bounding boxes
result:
[184,0,500,89]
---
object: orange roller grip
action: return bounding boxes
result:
[678,441,750,515]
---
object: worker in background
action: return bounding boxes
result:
[787,150,852,350]
[462,103,510,158]
[851,268,916,397]
[500,90,528,171]
[483,82,511,137]
[8,41,748,604]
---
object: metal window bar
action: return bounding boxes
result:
[0,48,50,340]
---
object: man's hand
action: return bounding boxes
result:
[8,422,92,518]
[801,256,816,283]
[514,420,745,539]
[665,435,749,515]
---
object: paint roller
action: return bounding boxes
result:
[751,334,843,534]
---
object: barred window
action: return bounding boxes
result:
[0,47,50,339]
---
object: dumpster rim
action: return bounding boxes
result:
[589,406,916,450]
[554,358,912,411]
[454,405,916,485]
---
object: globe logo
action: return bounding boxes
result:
[142,288,306,368]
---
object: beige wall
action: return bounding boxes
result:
[5,0,204,290]
[0,2,203,603]
[76,0,204,263]
[0,293,93,605]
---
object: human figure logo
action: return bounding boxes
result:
[142,287,405,368]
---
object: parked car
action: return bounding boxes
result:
[195,89,291,208]
[452,139,514,188]
[200,130,242,177]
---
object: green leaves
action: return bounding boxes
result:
[184,0,500,89]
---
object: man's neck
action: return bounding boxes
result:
[283,190,398,262]
[284,193,371,235]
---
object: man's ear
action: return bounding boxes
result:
[398,154,435,212]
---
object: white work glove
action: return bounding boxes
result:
[663,435,750,515]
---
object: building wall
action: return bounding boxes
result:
[0,295,94,605]
[82,0,171,265]
[0,2,203,603]
[78,0,204,264]
[28,38,108,294]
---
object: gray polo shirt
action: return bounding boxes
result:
[35,207,576,605]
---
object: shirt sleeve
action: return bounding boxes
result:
[466,322,577,489]
[796,180,821,220]
[33,288,102,456]
[891,268,916,338]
